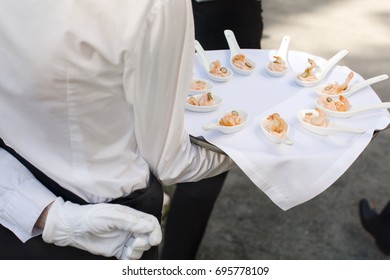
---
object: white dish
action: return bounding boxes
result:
[315,99,390,119]
[189,78,213,95]
[265,35,291,77]
[224,29,256,76]
[297,109,366,135]
[185,93,223,112]
[314,74,389,98]
[295,50,348,87]
[194,40,233,83]
[260,115,294,145]
[208,68,233,82]
[202,109,249,134]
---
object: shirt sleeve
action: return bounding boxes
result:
[123,0,234,186]
[0,148,56,242]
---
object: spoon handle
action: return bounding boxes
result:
[329,125,366,134]
[194,40,211,72]
[276,35,291,61]
[202,123,219,131]
[319,50,349,78]
[282,136,294,145]
[224,29,240,57]
[349,74,389,93]
[352,102,390,113]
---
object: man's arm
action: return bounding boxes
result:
[34,202,53,230]
[0,148,56,241]
[123,0,233,186]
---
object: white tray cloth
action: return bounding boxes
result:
[185,49,390,210]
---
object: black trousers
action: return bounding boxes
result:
[161,171,228,259]
[379,202,390,220]
[191,0,263,50]
[0,139,163,260]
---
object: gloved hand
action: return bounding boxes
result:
[42,197,161,259]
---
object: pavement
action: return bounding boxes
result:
[176,0,390,260]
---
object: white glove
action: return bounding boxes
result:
[42,197,162,259]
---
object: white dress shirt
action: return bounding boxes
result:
[0,0,233,241]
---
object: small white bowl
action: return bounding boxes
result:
[207,67,233,83]
[315,98,390,119]
[295,75,321,87]
[265,36,291,77]
[260,116,294,144]
[230,57,256,76]
[224,30,256,76]
[297,109,365,135]
[314,74,389,98]
[185,93,222,113]
[297,109,329,135]
[188,78,213,95]
[295,50,349,87]
[265,62,289,77]
[202,109,249,134]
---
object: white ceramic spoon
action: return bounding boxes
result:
[202,109,249,134]
[194,40,232,83]
[295,50,349,87]
[266,35,291,77]
[185,93,223,113]
[297,109,366,135]
[189,77,213,95]
[224,29,256,75]
[260,116,294,145]
[314,74,389,98]
[315,99,390,118]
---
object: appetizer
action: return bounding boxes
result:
[322,72,354,94]
[190,79,207,91]
[303,108,328,127]
[209,60,229,77]
[263,113,288,138]
[318,96,350,112]
[187,92,215,106]
[232,54,253,70]
[267,56,287,73]
[297,58,318,82]
[219,110,242,126]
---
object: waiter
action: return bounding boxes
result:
[0,0,233,260]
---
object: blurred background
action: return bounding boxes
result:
[189,0,390,259]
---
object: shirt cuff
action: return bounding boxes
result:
[1,178,56,242]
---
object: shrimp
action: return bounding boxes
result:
[319,96,337,111]
[209,60,229,77]
[334,96,349,112]
[198,92,215,106]
[303,108,328,127]
[338,72,354,92]
[319,96,350,112]
[232,54,253,70]
[187,92,215,106]
[273,56,283,65]
[191,79,207,91]
[219,110,242,126]
[187,96,199,106]
[265,113,287,137]
[267,56,287,72]
[323,72,354,94]
[298,58,317,81]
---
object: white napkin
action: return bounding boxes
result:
[185,49,390,210]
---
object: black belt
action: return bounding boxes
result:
[0,138,87,205]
